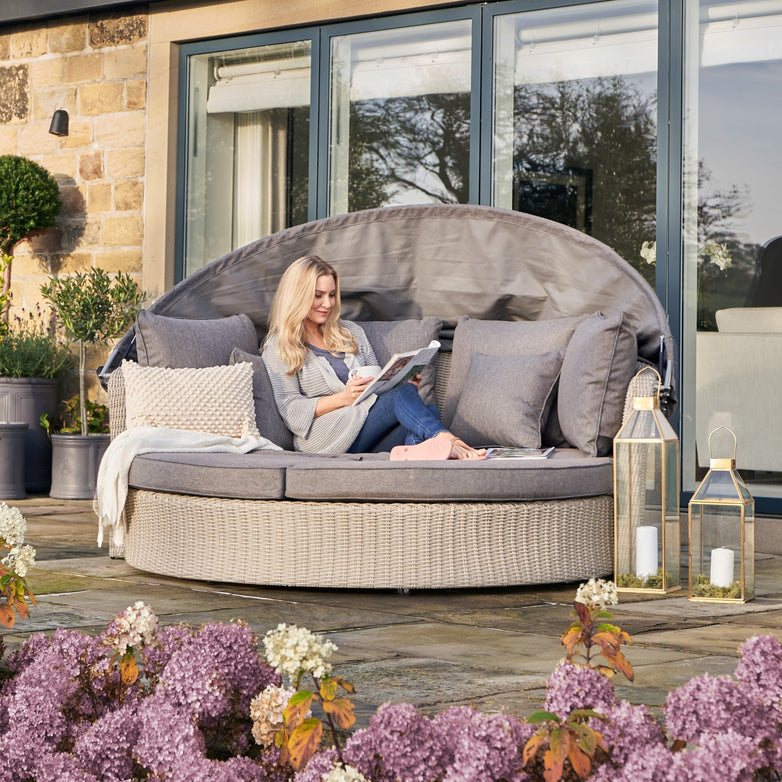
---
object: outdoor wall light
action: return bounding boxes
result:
[613,366,681,595]
[48,109,69,137]
[689,426,755,603]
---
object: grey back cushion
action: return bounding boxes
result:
[443,315,586,427]
[558,311,638,456]
[450,349,565,448]
[356,317,442,405]
[135,311,259,368]
[230,348,295,450]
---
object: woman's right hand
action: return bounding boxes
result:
[340,375,373,406]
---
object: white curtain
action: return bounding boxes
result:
[233,110,288,247]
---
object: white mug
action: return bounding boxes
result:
[350,364,381,379]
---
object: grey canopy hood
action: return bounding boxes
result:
[107,203,673,383]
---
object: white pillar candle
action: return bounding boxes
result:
[635,525,658,580]
[710,547,735,588]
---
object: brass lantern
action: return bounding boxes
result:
[614,367,681,594]
[689,427,754,603]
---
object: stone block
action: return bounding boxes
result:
[106,148,144,178]
[0,32,9,60]
[48,18,88,54]
[29,57,64,90]
[0,64,29,123]
[54,251,94,274]
[78,151,104,181]
[103,215,143,247]
[11,26,47,59]
[29,227,64,255]
[61,215,101,251]
[9,248,48,277]
[87,182,112,213]
[0,126,18,155]
[61,119,94,149]
[40,152,78,180]
[79,82,124,115]
[125,79,146,110]
[103,46,147,79]
[94,248,142,273]
[33,88,77,122]
[95,111,145,147]
[64,53,102,83]
[59,184,87,217]
[89,10,147,48]
[18,124,56,156]
[113,179,143,211]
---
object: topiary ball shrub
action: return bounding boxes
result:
[0,155,61,258]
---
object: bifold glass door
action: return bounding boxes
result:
[327,20,473,214]
[490,0,659,282]
[183,40,312,275]
[682,0,782,499]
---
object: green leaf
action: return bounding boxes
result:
[527,710,561,725]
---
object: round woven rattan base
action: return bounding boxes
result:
[121,489,613,589]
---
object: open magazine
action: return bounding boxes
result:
[484,446,555,460]
[353,340,440,405]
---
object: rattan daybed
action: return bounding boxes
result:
[102,204,674,590]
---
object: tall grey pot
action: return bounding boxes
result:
[0,377,60,493]
[50,433,110,500]
[0,422,28,499]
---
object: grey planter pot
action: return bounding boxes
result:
[0,377,61,493]
[50,433,110,500]
[0,422,28,499]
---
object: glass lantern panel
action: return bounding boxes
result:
[744,505,755,599]
[663,439,681,588]
[691,469,740,501]
[615,440,669,588]
[690,504,743,599]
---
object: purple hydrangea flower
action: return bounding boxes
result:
[664,673,778,746]
[735,635,782,716]
[544,660,617,720]
[593,700,665,768]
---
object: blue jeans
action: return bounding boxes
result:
[348,382,446,453]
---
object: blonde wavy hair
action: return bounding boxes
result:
[266,255,357,375]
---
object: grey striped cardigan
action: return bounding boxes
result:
[261,321,378,454]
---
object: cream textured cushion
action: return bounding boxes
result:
[121,360,260,438]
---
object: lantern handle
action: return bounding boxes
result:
[707,426,737,461]
[631,365,662,400]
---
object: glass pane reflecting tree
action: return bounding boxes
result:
[492,0,658,282]
[329,21,472,214]
[683,0,782,499]
[184,41,311,275]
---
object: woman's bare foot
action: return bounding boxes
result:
[434,432,487,460]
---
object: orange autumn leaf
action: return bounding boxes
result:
[322,697,356,729]
[288,718,322,770]
[121,656,139,686]
[522,734,547,766]
[0,603,15,628]
[568,741,592,778]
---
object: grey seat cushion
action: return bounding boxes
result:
[127,450,385,500]
[285,448,612,502]
[128,448,610,502]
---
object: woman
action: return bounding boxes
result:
[261,255,485,459]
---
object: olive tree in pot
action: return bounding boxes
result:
[41,268,145,499]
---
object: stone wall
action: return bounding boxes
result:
[0,7,148,317]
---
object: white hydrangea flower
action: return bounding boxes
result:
[263,623,337,680]
[105,601,159,655]
[575,578,618,609]
[322,764,369,782]
[250,685,297,746]
[2,544,36,579]
[0,503,27,547]
[640,240,656,265]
